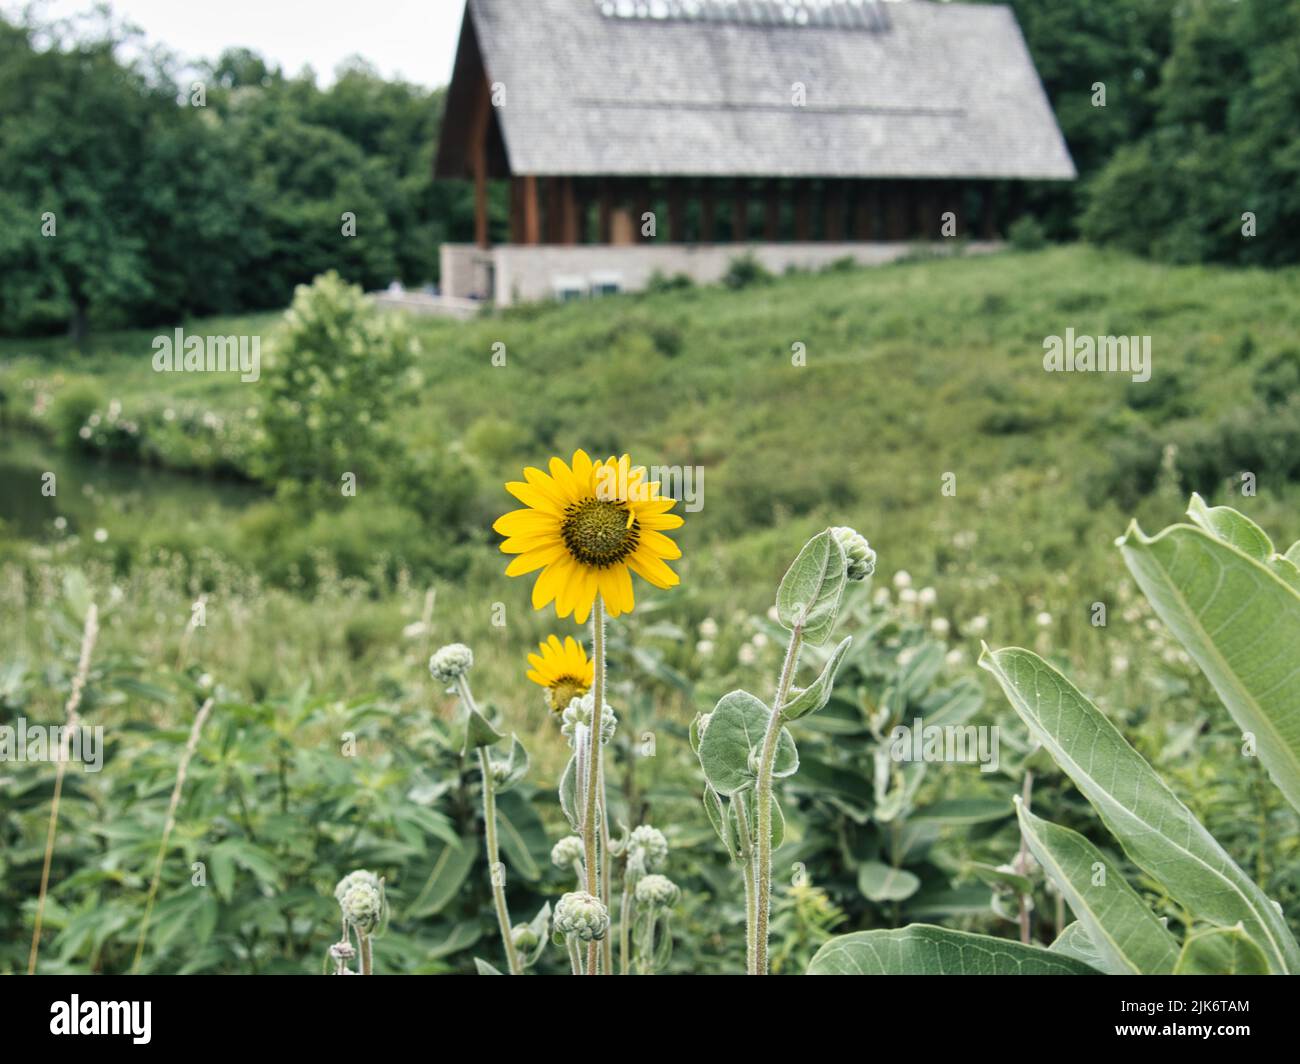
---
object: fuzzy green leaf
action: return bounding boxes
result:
[1174,926,1270,975]
[1016,800,1179,974]
[463,707,503,753]
[857,861,921,903]
[776,530,847,645]
[980,645,1300,974]
[781,636,852,721]
[1119,504,1300,815]
[808,925,1101,975]
[697,690,796,796]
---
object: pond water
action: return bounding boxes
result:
[0,429,262,542]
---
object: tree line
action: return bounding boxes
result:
[1,1,1296,339]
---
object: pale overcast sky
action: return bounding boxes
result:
[12,0,465,87]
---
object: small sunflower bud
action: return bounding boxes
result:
[831,526,876,581]
[511,924,540,952]
[334,869,380,904]
[429,642,474,683]
[554,891,609,941]
[551,835,586,869]
[634,873,680,908]
[340,882,384,934]
[560,693,617,748]
[628,824,669,869]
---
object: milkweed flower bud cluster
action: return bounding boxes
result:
[555,891,609,942]
[429,642,474,684]
[560,692,617,747]
[830,526,876,581]
[335,870,385,935]
[634,873,680,908]
[551,835,585,869]
[625,823,670,885]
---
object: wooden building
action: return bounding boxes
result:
[434,0,1074,304]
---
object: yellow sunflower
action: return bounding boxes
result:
[527,635,595,714]
[493,450,684,623]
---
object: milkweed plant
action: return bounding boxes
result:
[318,444,1297,976]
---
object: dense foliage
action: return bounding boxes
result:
[0,11,482,337]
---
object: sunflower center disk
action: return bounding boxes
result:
[561,498,638,568]
[547,676,587,714]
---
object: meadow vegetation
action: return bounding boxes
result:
[2,245,1297,972]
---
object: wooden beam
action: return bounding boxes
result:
[598,180,612,244]
[824,180,845,242]
[699,182,716,242]
[560,177,579,245]
[980,183,997,240]
[668,180,685,242]
[853,180,879,241]
[522,175,540,245]
[732,180,749,242]
[793,180,810,241]
[764,180,781,241]
[884,181,908,241]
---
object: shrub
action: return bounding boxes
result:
[253,272,415,503]
[722,254,772,290]
[50,380,104,451]
[1007,216,1048,252]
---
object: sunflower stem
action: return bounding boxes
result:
[753,620,803,976]
[582,597,607,974]
[457,675,521,975]
[599,755,613,976]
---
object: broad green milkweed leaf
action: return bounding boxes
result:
[808,925,1101,975]
[1050,922,1108,970]
[780,636,852,720]
[409,836,476,918]
[980,645,1300,975]
[1174,925,1270,975]
[558,753,579,830]
[776,530,847,645]
[462,707,503,753]
[1119,505,1300,814]
[1016,800,1179,975]
[857,861,921,903]
[494,791,547,881]
[494,734,529,794]
[697,690,796,796]
[1185,492,1273,561]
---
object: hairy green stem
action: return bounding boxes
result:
[599,757,613,976]
[620,879,632,975]
[582,597,607,974]
[753,622,803,975]
[458,675,521,975]
[742,858,756,974]
[359,933,373,975]
[567,935,583,975]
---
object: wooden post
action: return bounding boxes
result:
[764,180,781,241]
[853,180,879,241]
[884,181,908,241]
[732,180,749,242]
[598,180,613,244]
[633,180,652,242]
[980,183,997,240]
[521,175,540,245]
[668,180,685,242]
[793,180,811,241]
[824,180,845,242]
[474,146,489,249]
[700,180,716,243]
[560,177,579,245]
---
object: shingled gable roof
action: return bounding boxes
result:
[435,0,1076,182]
